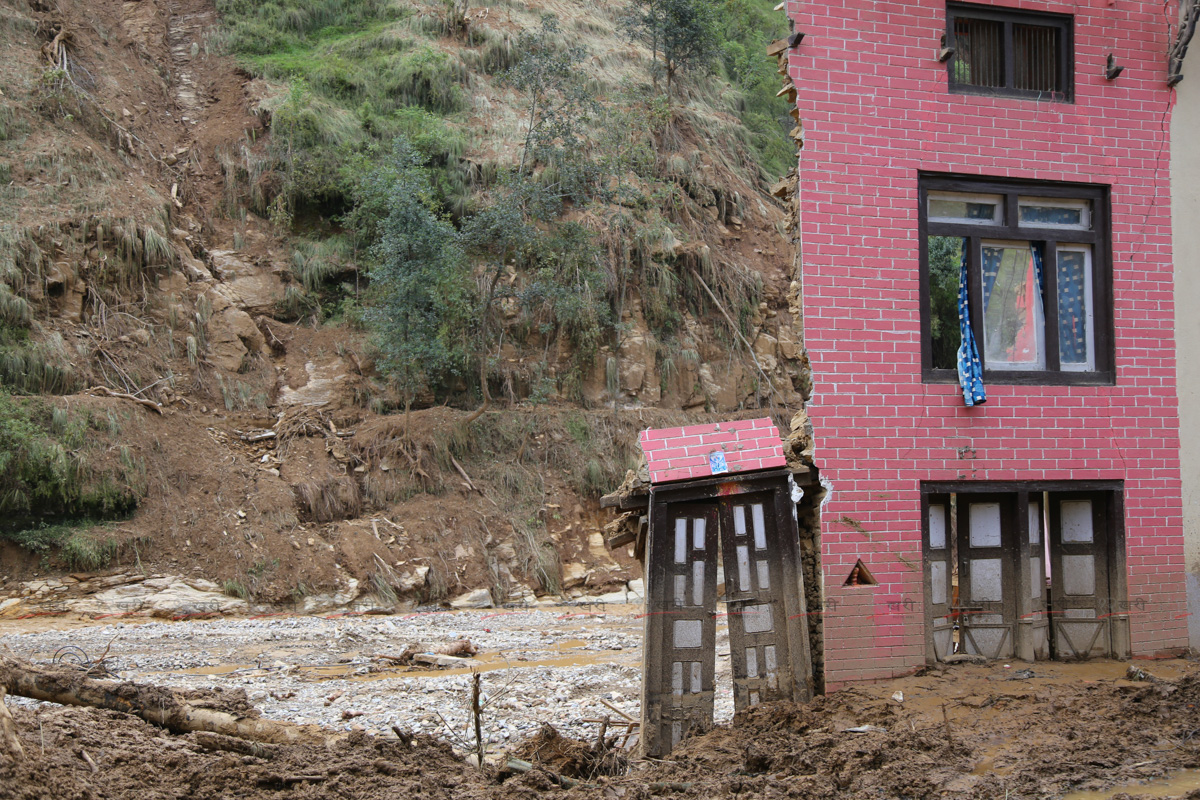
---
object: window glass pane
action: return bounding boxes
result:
[1019,198,1089,229]
[928,236,963,370]
[1057,248,1094,370]
[981,242,1045,369]
[928,193,1001,224]
[953,17,1004,87]
[1013,23,1061,93]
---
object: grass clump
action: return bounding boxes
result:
[59,531,120,571]
[216,0,403,54]
[0,391,144,544]
[6,522,119,570]
[217,0,469,221]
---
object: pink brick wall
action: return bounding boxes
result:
[640,417,786,484]
[786,0,1189,688]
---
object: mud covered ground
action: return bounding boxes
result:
[3,656,1200,799]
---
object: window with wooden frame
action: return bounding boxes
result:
[947,3,1073,102]
[920,175,1113,385]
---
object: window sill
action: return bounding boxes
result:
[948,84,1073,104]
[922,368,1115,387]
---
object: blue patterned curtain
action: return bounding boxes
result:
[1056,251,1088,365]
[1029,243,1046,301]
[956,237,986,406]
[981,245,1002,309]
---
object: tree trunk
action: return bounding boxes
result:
[0,687,23,760]
[0,656,330,747]
[465,262,506,424]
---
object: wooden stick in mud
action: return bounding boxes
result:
[471,671,484,769]
[594,715,610,752]
[0,687,24,760]
[941,702,953,745]
[85,385,165,415]
[599,698,636,723]
[0,656,329,746]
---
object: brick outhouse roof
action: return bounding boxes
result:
[638,417,786,484]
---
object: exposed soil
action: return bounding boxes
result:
[602,660,1200,799]
[0,706,482,800]
[2,659,1200,799]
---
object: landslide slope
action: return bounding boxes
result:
[0,0,808,608]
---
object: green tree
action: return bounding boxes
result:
[928,236,963,370]
[621,0,721,102]
[353,138,474,406]
[504,16,598,198]
[715,0,794,175]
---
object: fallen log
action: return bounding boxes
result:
[0,656,329,746]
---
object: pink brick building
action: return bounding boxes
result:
[785,0,1190,688]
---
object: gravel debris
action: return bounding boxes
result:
[0,603,737,747]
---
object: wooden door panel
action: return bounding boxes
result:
[1048,493,1111,659]
[958,496,1017,660]
[720,496,794,710]
[923,495,955,662]
[1019,493,1051,660]
[642,502,719,756]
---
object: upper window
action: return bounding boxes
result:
[947,3,1073,102]
[920,175,1112,384]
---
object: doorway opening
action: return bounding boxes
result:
[921,482,1129,663]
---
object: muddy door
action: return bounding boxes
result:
[958,495,1017,659]
[1016,492,1051,660]
[642,500,719,757]
[720,496,794,709]
[1048,493,1111,659]
[923,494,955,662]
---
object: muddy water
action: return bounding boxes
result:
[163,638,633,683]
[1061,769,1200,799]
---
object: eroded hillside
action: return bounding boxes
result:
[0,0,808,613]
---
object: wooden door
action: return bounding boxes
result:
[958,495,1017,659]
[923,494,955,662]
[1048,493,1111,659]
[641,501,719,756]
[719,495,794,709]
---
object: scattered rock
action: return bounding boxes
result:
[277,359,354,410]
[449,589,494,609]
[412,653,483,669]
